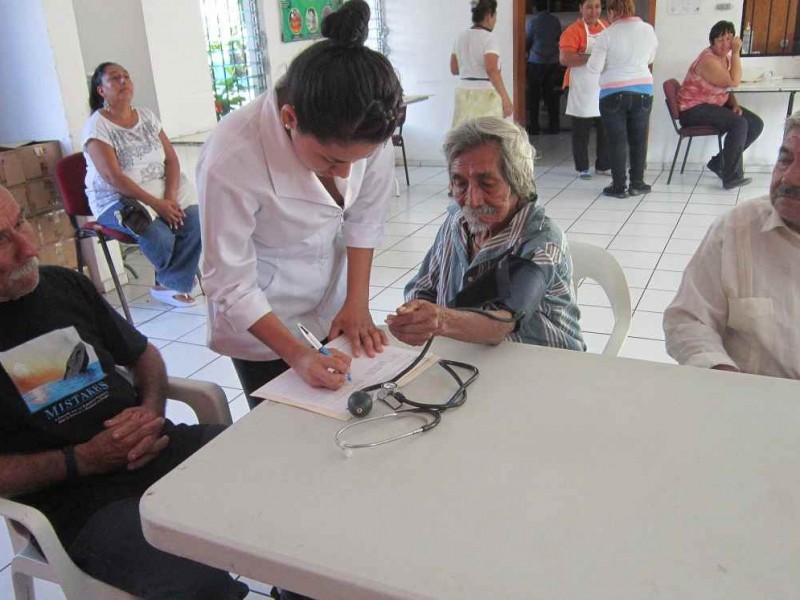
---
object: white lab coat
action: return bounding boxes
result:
[196,91,394,361]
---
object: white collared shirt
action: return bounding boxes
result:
[196,91,394,361]
[664,196,800,379]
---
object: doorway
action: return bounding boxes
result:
[513,0,656,127]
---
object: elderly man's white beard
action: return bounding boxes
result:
[10,257,39,281]
[462,205,498,235]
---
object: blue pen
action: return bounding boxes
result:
[297,323,352,382]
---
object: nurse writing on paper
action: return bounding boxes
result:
[197,0,404,407]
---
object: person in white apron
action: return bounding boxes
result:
[559,0,610,178]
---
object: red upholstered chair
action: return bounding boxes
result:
[663,78,724,184]
[54,153,134,324]
[392,104,409,186]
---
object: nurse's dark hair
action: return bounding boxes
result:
[709,20,736,46]
[277,0,403,144]
[88,62,117,112]
[472,0,497,23]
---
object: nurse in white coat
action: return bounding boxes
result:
[197,0,404,407]
[558,0,610,178]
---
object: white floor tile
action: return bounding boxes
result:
[627,211,681,225]
[177,323,208,346]
[568,220,621,235]
[637,289,677,313]
[389,236,437,252]
[609,235,669,253]
[578,305,615,334]
[665,238,701,255]
[683,203,733,215]
[629,310,666,340]
[648,270,684,292]
[580,208,632,223]
[657,252,693,272]
[370,287,406,312]
[115,305,165,327]
[137,312,207,341]
[618,222,676,238]
[370,266,411,287]
[621,267,654,288]
[582,331,610,354]
[689,193,737,205]
[191,356,242,389]
[671,225,709,241]
[229,395,251,422]
[608,249,661,269]
[636,200,687,213]
[0,523,12,572]
[159,341,220,378]
[565,232,613,247]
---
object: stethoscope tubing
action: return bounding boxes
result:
[335,408,442,450]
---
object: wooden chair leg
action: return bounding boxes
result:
[680,137,693,174]
[667,138,683,184]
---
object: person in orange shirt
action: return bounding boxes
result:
[559,0,610,179]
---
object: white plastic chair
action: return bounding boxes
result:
[0,377,232,600]
[570,241,632,356]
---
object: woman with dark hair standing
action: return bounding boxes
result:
[587,0,658,198]
[450,0,513,126]
[197,0,403,406]
[83,62,201,306]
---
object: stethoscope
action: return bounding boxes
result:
[335,337,480,456]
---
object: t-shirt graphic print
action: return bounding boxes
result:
[0,326,110,424]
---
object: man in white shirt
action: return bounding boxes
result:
[663,111,800,379]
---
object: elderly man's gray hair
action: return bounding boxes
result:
[785,111,800,136]
[443,117,537,202]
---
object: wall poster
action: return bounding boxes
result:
[280,0,344,43]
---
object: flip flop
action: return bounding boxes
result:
[150,287,197,308]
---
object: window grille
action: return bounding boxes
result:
[364,0,387,54]
[201,0,268,119]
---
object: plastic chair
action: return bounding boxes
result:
[54,153,136,324]
[570,241,632,356]
[0,377,232,600]
[663,78,724,184]
[392,105,409,187]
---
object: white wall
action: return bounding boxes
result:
[650,0,800,168]
[72,0,159,119]
[386,0,515,165]
[0,0,83,150]
[257,0,314,82]
[141,0,218,137]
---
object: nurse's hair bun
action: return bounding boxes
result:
[321,0,370,46]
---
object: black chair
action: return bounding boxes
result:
[663,78,723,184]
[393,105,409,186]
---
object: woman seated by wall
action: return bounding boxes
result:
[83,62,201,307]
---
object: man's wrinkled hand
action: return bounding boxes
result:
[386,299,443,346]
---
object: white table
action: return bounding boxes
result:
[141,339,800,599]
[730,78,800,116]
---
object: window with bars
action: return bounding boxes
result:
[364,0,387,54]
[201,0,268,120]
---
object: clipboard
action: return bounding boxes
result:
[251,336,439,421]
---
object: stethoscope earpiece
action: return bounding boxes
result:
[347,390,373,417]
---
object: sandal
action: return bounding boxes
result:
[149,287,197,308]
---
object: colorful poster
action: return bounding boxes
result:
[280,0,343,43]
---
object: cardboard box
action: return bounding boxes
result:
[15,142,63,180]
[0,149,25,187]
[32,210,75,245]
[26,178,61,215]
[39,238,78,270]
[7,184,29,213]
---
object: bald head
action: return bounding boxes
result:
[0,185,40,301]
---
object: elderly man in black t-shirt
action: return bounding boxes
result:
[0,185,248,599]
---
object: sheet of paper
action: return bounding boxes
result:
[251,337,438,421]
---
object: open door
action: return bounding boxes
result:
[512,0,657,127]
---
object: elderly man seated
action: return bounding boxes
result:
[0,185,248,599]
[387,117,584,350]
[664,112,800,379]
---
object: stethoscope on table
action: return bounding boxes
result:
[335,337,480,456]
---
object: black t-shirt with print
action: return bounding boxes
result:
[0,266,147,453]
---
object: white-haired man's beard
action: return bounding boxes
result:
[462,205,499,234]
[2,257,40,300]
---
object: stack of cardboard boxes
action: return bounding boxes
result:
[0,141,78,269]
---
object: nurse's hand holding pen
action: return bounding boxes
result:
[291,347,352,390]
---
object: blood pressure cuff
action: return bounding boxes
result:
[451,253,548,325]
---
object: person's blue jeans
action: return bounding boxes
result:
[678,103,763,183]
[599,92,653,188]
[97,202,201,293]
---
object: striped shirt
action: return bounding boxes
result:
[405,202,585,351]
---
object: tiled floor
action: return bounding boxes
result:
[0,132,771,597]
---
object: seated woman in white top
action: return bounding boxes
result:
[450,0,513,126]
[83,62,200,307]
[197,0,404,407]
